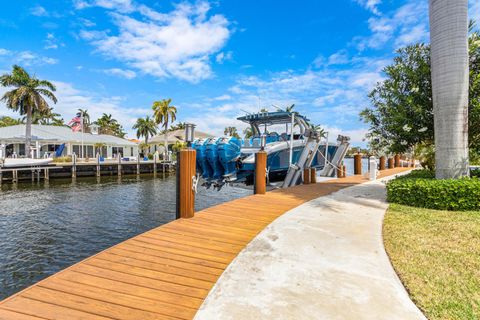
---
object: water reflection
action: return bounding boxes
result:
[0,174,251,299]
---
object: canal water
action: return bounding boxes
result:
[0,174,251,300]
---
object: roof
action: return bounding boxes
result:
[149,129,214,144]
[0,125,136,146]
[237,111,310,125]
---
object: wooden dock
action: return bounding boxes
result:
[0,168,410,319]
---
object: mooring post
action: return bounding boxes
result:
[153,152,157,173]
[387,157,394,169]
[136,153,140,175]
[254,150,267,194]
[96,152,100,177]
[354,154,362,175]
[310,167,317,183]
[379,156,386,170]
[176,148,196,219]
[369,156,377,181]
[12,170,17,183]
[44,168,49,180]
[117,153,122,176]
[343,164,346,178]
[303,168,311,184]
[72,152,77,178]
[394,154,401,167]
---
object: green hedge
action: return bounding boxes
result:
[387,170,480,211]
[472,168,480,178]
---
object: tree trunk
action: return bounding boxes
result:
[25,105,32,158]
[430,0,469,178]
[164,130,169,161]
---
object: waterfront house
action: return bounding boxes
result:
[0,124,138,158]
[145,129,213,154]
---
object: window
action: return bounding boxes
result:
[112,147,124,157]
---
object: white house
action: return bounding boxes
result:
[0,125,138,159]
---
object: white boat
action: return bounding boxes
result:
[1,158,53,168]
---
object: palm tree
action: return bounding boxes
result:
[224,126,240,138]
[94,113,125,137]
[152,99,177,159]
[243,127,253,139]
[311,124,327,139]
[0,65,57,157]
[27,107,64,126]
[77,108,90,132]
[0,116,22,127]
[133,116,157,144]
[429,0,469,178]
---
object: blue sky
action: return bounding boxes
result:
[0,0,478,144]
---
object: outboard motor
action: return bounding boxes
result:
[205,138,223,182]
[192,139,212,180]
[217,136,242,181]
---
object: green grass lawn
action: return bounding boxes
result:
[383,204,480,320]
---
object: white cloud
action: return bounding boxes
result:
[102,68,136,79]
[74,0,134,12]
[327,50,349,65]
[354,0,382,15]
[30,5,48,17]
[79,1,231,83]
[0,48,10,55]
[213,94,232,101]
[14,51,58,66]
[354,0,428,51]
[215,51,233,64]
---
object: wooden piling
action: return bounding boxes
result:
[310,167,317,183]
[343,165,347,178]
[379,156,386,170]
[72,153,77,178]
[394,154,401,168]
[354,154,362,175]
[44,168,49,180]
[136,154,140,175]
[117,154,122,176]
[387,157,394,169]
[254,151,267,195]
[153,152,157,173]
[303,168,311,184]
[96,153,101,177]
[176,149,196,219]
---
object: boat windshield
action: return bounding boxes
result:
[237,111,310,138]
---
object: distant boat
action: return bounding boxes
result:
[1,158,53,168]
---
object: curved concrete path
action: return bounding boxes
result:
[195,177,426,320]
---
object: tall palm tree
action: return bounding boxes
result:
[0,65,57,157]
[77,108,90,132]
[429,0,469,178]
[94,113,125,137]
[133,116,157,144]
[152,99,177,159]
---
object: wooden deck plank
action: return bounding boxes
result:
[0,168,410,319]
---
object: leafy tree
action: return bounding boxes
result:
[361,27,480,162]
[94,142,106,156]
[27,107,64,126]
[0,116,22,127]
[152,98,177,158]
[94,113,126,137]
[132,116,157,144]
[243,127,253,139]
[0,65,57,156]
[224,126,240,138]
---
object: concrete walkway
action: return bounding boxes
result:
[195,177,426,320]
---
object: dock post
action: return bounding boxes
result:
[336,166,343,178]
[310,167,317,183]
[394,154,401,167]
[136,154,140,175]
[176,148,196,219]
[12,170,17,183]
[96,152,101,177]
[44,168,49,180]
[369,156,377,180]
[254,150,267,194]
[379,156,386,170]
[72,153,77,178]
[354,154,362,175]
[388,157,394,169]
[0,169,2,185]
[303,168,311,184]
[117,154,122,176]
[153,152,157,173]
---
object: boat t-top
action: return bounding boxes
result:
[193,110,350,189]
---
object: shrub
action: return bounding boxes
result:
[387,170,480,211]
[53,156,72,163]
[472,168,480,178]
